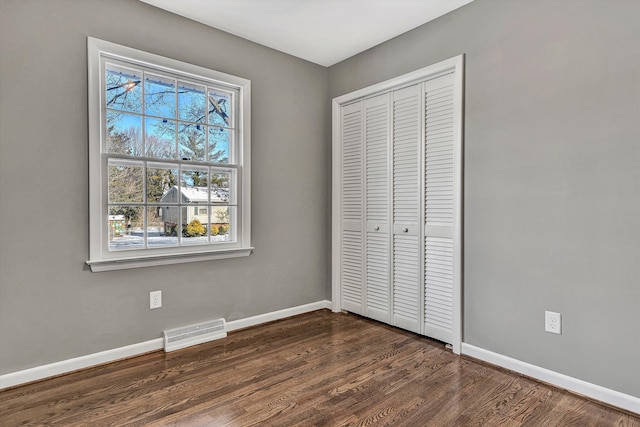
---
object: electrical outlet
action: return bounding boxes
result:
[150,290,162,309]
[545,311,561,334]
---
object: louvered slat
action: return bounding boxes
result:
[341,103,364,314]
[364,95,390,321]
[393,234,419,332]
[425,236,454,335]
[342,108,362,221]
[391,84,421,333]
[393,86,420,224]
[341,230,363,307]
[365,100,388,222]
[425,81,455,227]
[366,232,389,316]
[424,72,457,344]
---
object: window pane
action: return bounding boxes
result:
[178,82,206,123]
[145,74,176,119]
[181,206,209,246]
[208,127,231,164]
[108,206,144,250]
[210,171,230,203]
[106,111,143,156]
[210,206,233,243]
[147,207,178,247]
[108,160,144,203]
[106,65,142,113]
[178,123,206,161]
[145,118,176,159]
[208,91,231,127]
[181,167,209,203]
[147,164,178,203]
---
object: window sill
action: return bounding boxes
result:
[86,247,254,272]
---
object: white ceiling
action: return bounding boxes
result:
[140,0,474,67]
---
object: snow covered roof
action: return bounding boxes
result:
[161,186,229,203]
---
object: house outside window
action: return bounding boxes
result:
[87,38,252,271]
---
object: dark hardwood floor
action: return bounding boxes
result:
[1,310,638,426]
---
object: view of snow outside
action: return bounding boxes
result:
[108,228,232,251]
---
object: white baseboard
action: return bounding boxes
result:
[0,338,164,390]
[461,343,640,415]
[226,300,332,332]
[0,300,332,390]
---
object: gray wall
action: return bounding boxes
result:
[330,0,640,397]
[0,0,329,374]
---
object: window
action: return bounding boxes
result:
[87,38,252,271]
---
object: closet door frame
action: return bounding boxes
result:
[332,55,464,354]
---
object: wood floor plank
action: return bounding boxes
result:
[1,310,638,426]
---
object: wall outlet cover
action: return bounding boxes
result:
[150,290,162,309]
[545,311,561,334]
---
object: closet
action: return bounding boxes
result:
[332,56,463,353]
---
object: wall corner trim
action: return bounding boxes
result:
[0,300,332,390]
[461,343,640,415]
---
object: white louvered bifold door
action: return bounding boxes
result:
[340,102,364,315]
[364,94,391,323]
[424,72,458,344]
[391,84,422,333]
[334,56,463,352]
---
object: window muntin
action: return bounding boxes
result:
[103,59,238,253]
[88,37,251,270]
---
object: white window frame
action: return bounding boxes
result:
[86,37,252,272]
